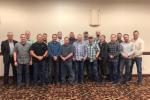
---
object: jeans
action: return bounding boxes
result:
[61,61,74,83]
[3,56,17,84]
[17,64,30,86]
[108,61,118,83]
[44,59,51,84]
[99,59,108,79]
[129,57,142,82]
[50,58,59,83]
[88,60,99,82]
[120,58,131,83]
[74,61,84,83]
[33,61,46,84]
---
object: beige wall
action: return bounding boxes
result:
[0,0,150,76]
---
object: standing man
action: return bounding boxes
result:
[129,30,144,85]
[1,32,17,85]
[43,33,48,44]
[73,34,87,84]
[98,35,108,82]
[87,36,100,82]
[120,34,135,85]
[30,34,48,85]
[57,31,64,45]
[14,34,32,87]
[48,34,61,84]
[69,32,76,45]
[108,34,120,85]
[94,31,101,44]
[60,37,75,85]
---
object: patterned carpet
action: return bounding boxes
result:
[0,77,150,100]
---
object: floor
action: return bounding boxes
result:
[0,77,150,100]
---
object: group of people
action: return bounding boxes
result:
[0,30,144,87]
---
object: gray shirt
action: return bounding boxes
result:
[9,41,14,56]
[14,42,31,64]
[61,44,74,61]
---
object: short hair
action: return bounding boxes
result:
[64,37,69,40]
[101,34,106,38]
[133,30,139,34]
[52,34,57,37]
[20,34,26,37]
[37,34,42,37]
[83,31,88,34]
[43,33,47,35]
[111,34,116,37]
[123,34,129,37]
[117,33,122,35]
[88,36,93,39]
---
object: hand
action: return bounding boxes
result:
[14,61,18,67]
[61,57,65,61]
[37,56,43,61]
[109,55,114,59]
[53,56,57,61]
[29,60,32,65]
[96,56,99,59]
[83,57,87,61]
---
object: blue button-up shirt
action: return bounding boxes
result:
[48,41,61,57]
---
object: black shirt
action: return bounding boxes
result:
[30,42,48,62]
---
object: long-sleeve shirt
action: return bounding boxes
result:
[131,38,144,57]
[108,41,120,62]
[48,41,61,57]
[73,41,87,61]
[87,43,100,62]
[120,41,135,59]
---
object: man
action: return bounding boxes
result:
[83,31,89,45]
[69,32,76,45]
[57,31,64,45]
[73,34,87,83]
[48,34,61,84]
[87,36,100,82]
[1,32,17,85]
[129,30,144,85]
[120,34,135,85]
[30,34,48,85]
[107,34,120,84]
[60,37,75,84]
[94,31,101,44]
[98,35,108,82]
[43,33,48,44]
[14,34,32,87]
[25,30,34,83]
[117,33,123,81]
[25,30,34,44]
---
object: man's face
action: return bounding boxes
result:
[64,38,69,44]
[70,32,75,38]
[83,33,88,39]
[37,35,43,42]
[124,35,129,42]
[117,34,122,40]
[88,38,93,43]
[25,31,31,40]
[96,32,101,37]
[7,32,13,41]
[52,35,57,41]
[57,32,62,39]
[20,35,27,43]
[133,32,139,40]
[77,35,82,42]
[100,36,105,43]
[43,34,47,41]
[111,35,117,42]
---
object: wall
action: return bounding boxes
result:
[0,0,150,76]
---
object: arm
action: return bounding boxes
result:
[1,41,4,55]
[30,50,39,59]
[48,42,53,57]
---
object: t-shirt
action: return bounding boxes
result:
[14,42,31,64]
[30,42,48,62]
[61,44,74,61]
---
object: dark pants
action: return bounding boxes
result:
[108,61,118,83]
[129,57,142,82]
[88,60,99,82]
[61,61,74,83]
[33,61,45,84]
[74,61,84,83]
[44,58,51,84]
[17,64,30,86]
[120,59,131,83]
[99,59,108,80]
[50,58,59,83]
[29,65,33,83]
[3,56,17,84]
[117,54,122,80]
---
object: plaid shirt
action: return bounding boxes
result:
[108,41,120,62]
[87,43,100,62]
[73,41,87,61]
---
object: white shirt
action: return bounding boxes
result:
[131,37,144,57]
